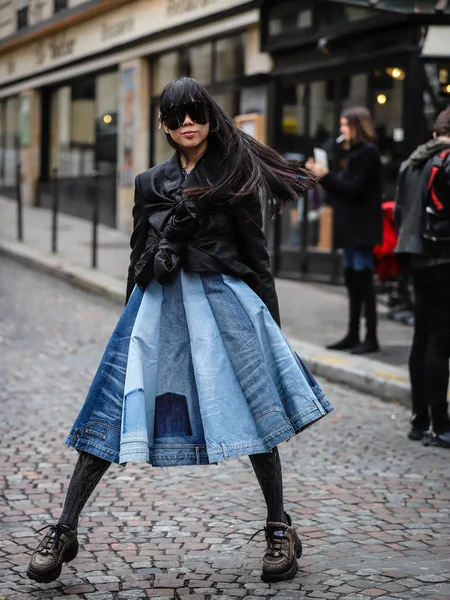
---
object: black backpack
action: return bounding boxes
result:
[422,149,450,249]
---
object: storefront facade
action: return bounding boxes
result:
[261,0,450,282]
[0,0,271,229]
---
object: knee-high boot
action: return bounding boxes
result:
[352,269,380,355]
[327,268,362,350]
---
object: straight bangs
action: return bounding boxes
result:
[160,78,209,112]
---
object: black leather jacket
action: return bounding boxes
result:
[126,153,280,325]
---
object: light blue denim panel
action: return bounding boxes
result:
[119,280,162,464]
[180,270,286,463]
[219,275,334,431]
[66,286,144,463]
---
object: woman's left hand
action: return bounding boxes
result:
[305,158,329,179]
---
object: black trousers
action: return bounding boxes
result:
[409,264,450,434]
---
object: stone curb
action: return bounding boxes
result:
[0,238,411,407]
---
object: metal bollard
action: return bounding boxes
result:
[91,170,100,269]
[51,166,59,253]
[15,154,23,242]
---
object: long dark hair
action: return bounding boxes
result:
[159,78,315,215]
[341,106,375,145]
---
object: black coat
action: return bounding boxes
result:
[321,142,383,249]
[126,152,281,325]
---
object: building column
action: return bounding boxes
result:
[116,57,150,233]
[19,89,41,206]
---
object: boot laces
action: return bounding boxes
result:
[248,526,285,557]
[36,524,72,555]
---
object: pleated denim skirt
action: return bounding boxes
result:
[66,270,333,467]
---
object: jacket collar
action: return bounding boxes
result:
[163,150,214,198]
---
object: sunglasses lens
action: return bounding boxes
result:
[165,106,181,130]
[162,102,209,130]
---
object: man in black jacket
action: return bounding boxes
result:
[395,108,450,448]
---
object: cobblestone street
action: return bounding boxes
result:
[1,255,450,600]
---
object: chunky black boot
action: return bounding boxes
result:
[327,269,361,350]
[261,513,302,582]
[27,451,110,583]
[27,524,78,583]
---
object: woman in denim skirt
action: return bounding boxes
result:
[27,78,333,585]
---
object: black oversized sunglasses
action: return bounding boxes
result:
[160,101,210,130]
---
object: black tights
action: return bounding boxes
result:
[250,447,287,524]
[59,451,110,529]
[58,447,286,529]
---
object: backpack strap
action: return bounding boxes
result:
[428,149,450,211]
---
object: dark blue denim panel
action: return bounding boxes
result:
[66,286,144,461]
[152,275,206,446]
[154,393,193,439]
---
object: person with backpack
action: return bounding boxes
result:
[394,107,450,448]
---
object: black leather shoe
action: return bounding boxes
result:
[423,431,450,448]
[326,335,360,351]
[351,339,380,355]
[408,427,426,441]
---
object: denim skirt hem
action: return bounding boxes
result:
[66,270,333,467]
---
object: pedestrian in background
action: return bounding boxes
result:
[306,107,383,355]
[394,107,450,448]
[27,77,333,585]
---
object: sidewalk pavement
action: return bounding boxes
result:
[0,195,416,407]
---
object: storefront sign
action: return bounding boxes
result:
[101,16,135,42]
[167,0,217,17]
[0,0,251,87]
[120,68,135,187]
[35,33,77,66]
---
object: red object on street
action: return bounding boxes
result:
[373,200,402,281]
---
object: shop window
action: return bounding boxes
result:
[17,0,28,29]
[216,35,244,82]
[153,52,179,95]
[280,80,337,252]
[370,67,404,200]
[187,42,212,85]
[49,71,118,178]
[0,96,19,188]
[54,0,68,13]
[268,5,314,37]
[320,3,376,27]
[423,61,450,136]
[96,72,118,175]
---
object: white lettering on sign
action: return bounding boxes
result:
[101,16,135,42]
[167,0,217,17]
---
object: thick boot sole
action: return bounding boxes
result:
[26,540,79,584]
[326,337,359,351]
[261,537,302,583]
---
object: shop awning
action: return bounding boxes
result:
[327,0,450,14]
[421,25,450,57]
